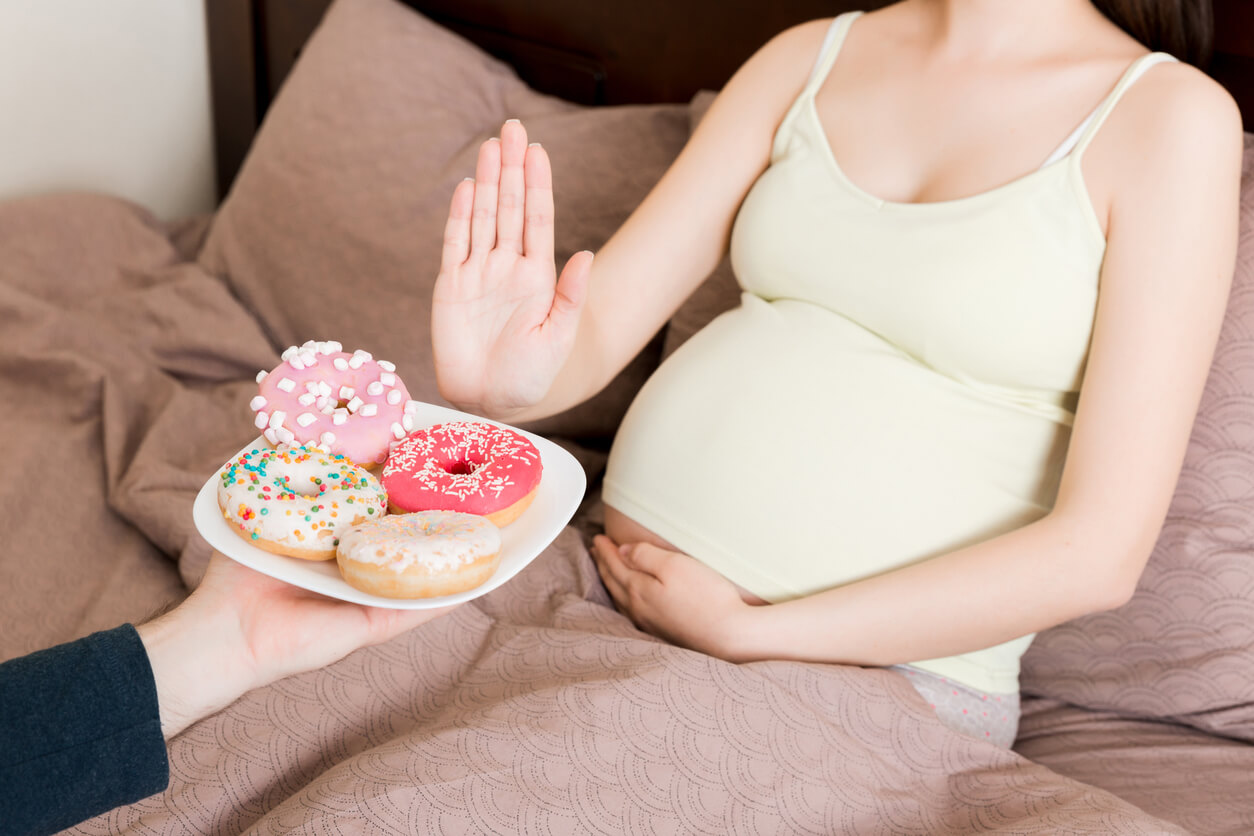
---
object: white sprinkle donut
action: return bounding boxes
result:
[336,511,502,598]
[382,421,543,526]
[250,339,420,466]
[218,445,388,560]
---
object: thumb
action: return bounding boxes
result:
[622,542,671,577]
[550,250,593,326]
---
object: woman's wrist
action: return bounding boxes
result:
[439,388,529,424]
[719,599,821,666]
[713,602,775,664]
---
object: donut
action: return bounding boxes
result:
[336,511,502,598]
[218,445,388,560]
[382,421,542,526]
[250,340,420,467]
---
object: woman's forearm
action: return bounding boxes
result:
[727,513,1140,667]
[487,182,735,425]
[486,239,724,424]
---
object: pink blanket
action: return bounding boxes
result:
[75,532,1184,834]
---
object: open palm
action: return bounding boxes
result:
[432,120,593,417]
[139,552,456,739]
[198,553,452,688]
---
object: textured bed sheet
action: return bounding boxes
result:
[1018,696,1254,832]
[1015,696,1254,835]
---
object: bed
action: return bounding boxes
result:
[2,0,1253,833]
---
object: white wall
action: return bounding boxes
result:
[0,0,216,220]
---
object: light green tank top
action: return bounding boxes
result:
[603,11,1176,693]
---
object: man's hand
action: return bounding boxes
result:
[137,552,456,739]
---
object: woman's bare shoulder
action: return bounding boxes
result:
[744,17,838,89]
[705,17,841,131]
[766,17,840,56]
[1110,60,1243,165]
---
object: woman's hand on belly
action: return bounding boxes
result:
[592,534,760,661]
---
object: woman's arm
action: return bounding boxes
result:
[593,67,1245,668]
[433,20,833,423]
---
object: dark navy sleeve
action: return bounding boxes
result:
[0,624,169,836]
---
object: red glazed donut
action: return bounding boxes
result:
[382,421,543,526]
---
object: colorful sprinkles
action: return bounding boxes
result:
[218,445,387,555]
[382,421,542,516]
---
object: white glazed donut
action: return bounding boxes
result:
[336,511,502,598]
[218,445,388,560]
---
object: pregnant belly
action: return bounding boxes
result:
[602,296,1070,604]
[603,504,769,605]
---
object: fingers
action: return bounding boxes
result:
[440,178,475,272]
[598,559,630,612]
[470,136,501,253]
[386,604,461,636]
[522,141,555,262]
[462,122,555,265]
[550,250,593,332]
[592,535,628,588]
[592,535,632,609]
[496,120,528,253]
[620,542,668,577]
[314,603,459,662]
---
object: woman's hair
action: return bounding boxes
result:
[1091,0,1214,67]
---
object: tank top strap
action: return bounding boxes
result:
[803,11,864,97]
[1069,52,1179,160]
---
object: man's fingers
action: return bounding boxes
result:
[393,604,457,635]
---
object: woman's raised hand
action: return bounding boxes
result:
[432,120,594,418]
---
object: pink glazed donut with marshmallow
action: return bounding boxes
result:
[250,340,420,467]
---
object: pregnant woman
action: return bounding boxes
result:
[432,0,1241,747]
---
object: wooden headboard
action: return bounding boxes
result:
[207,0,1254,201]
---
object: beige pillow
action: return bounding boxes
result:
[199,0,690,441]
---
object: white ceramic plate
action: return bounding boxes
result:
[193,402,586,609]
